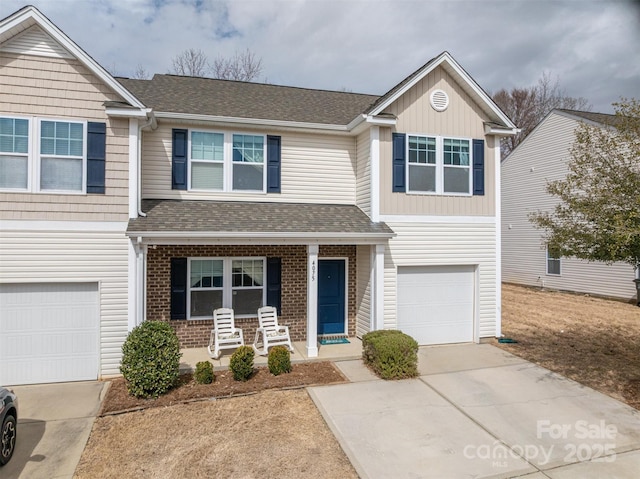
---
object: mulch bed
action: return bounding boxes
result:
[101,361,347,415]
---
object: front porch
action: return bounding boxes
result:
[180,337,363,372]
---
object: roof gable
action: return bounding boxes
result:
[368,52,517,130]
[0,5,146,110]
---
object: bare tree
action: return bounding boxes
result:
[211,48,263,82]
[493,72,591,156]
[171,48,209,77]
[132,64,150,80]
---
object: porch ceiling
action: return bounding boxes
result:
[127,200,394,244]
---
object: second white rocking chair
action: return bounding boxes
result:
[253,306,293,356]
[208,308,244,359]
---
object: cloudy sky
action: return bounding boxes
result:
[2,0,639,113]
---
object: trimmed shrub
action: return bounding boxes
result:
[362,329,418,380]
[194,361,215,384]
[120,321,182,398]
[229,345,255,381]
[268,346,292,376]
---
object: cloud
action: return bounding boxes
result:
[1,0,638,112]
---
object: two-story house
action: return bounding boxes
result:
[0,5,517,386]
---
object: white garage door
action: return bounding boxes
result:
[397,265,474,345]
[0,283,99,386]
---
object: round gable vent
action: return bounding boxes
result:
[430,89,449,112]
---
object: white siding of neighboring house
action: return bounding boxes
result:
[502,112,637,301]
[355,129,371,216]
[0,223,130,377]
[141,124,357,205]
[355,244,372,337]
[383,221,497,338]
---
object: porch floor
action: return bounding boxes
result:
[180,338,363,372]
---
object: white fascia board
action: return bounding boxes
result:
[366,115,397,127]
[369,52,516,130]
[0,6,146,110]
[105,107,150,119]
[154,111,351,134]
[127,231,395,245]
[484,124,520,136]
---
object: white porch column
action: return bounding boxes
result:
[306,244,319,357]
[374,244,385,331]
[127,239,137,331]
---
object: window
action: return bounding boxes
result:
[188,257,266,319]
[0,117,29,189]
[407,135,472,195]
[188,130,266,192]
[40,120,84,191]
[0,116,90,193]
[546,248,561,275]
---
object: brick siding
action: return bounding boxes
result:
[146,244,357,348]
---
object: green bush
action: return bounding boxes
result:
[120,321,182,398]
[362,329,418,380]
[194,361,215,384]
[268,346,292,376]
[229,345,255,381]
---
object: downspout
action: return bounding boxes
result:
[137,110,157,217]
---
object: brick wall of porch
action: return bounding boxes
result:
[146,244,357,348]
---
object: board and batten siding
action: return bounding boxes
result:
[142,124,357,204]
[355,244,372,337]
[383,221,497,339]
[502,112,637,301]
[0,224,130,377]
[378,66,496,217]
[355,129,371,216]
[0,52,130,221]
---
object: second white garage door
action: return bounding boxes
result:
[397,265,475,345]
[0,282,100,386]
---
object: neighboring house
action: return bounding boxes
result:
[502,109,637,302]
[0,6,517,386]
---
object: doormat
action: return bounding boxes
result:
[319,338,350,345]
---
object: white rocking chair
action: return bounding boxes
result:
[208,308,244,359]
[253,306,294,356]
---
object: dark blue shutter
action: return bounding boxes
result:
[86,122,106,194]
[172,129,188,190]
[170,257,187,320]
[392,132,406,192]
[266,135,281,193]
[266,257,282,314]
[472,139,485,196]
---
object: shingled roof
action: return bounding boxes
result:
[557,109,619,127]
[127,200,394,240]
[118,75,380,125]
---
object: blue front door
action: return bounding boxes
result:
[318,259,346,335]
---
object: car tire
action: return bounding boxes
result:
[0,414,16,466]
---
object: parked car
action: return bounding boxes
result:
[0,387,17,466]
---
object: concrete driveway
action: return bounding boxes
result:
[2,381,105,479]
[309,344,640,479]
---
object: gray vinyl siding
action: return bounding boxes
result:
[502,112,637,301]
[356,244,372,337]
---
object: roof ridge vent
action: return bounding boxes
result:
[430,89,449,112]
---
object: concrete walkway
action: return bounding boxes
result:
[3,381,106,479]
[309,344,640,479]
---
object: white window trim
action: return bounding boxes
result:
[546,248,562,276]
[406,133,472,196]
[187,129,267,193]
[0,115,87,194]
[187,256,267,320]
[0,115,31,192]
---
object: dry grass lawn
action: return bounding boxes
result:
[496,283,640,409]
[74,389,357,479]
